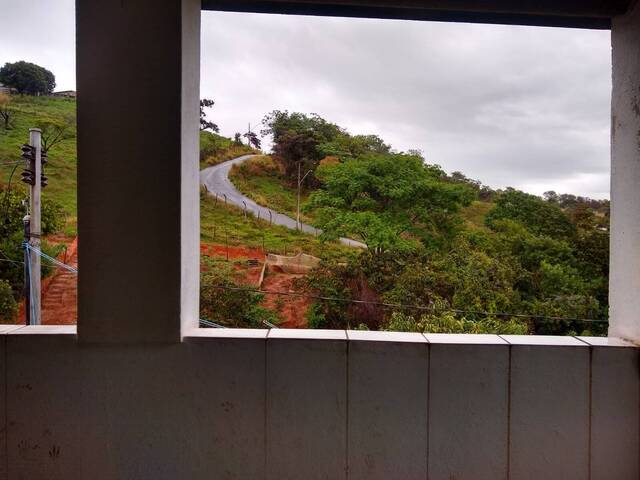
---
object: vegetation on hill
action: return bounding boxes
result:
[200,130,258,168]
[0,61,56,96]
[0,89,611,335]
[0,95,76,217]
[229,155,315,224]
[256,110,610,336]
[200,188,351,260]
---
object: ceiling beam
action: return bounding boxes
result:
[203,0,634,29]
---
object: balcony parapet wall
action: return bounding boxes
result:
[0,326,636,479]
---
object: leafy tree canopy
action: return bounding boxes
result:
[486,188,576,240]
[0,61,55,95]
[262,110,394,183]
[199,98,219,133]
[308,153,476,251]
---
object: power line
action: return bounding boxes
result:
[0,248,63,270]
[202,284,608,324]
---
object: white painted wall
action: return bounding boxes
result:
[610,0,640,344]
[0,328,637,479]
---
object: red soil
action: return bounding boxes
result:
[16,240,310,328]
[16,236,78,325]
[261,272,310,328]
[200,243,265,262]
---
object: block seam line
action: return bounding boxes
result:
[426,342,431,480]
[345,337,350,480]
[588,345,593,480]
[506,343,512,480]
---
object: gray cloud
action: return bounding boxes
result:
[202,13,611,198]
[1,4,611,198]
[0,0,76,91]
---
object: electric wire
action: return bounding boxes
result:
[203,284,609,324]
[24,244,77,273]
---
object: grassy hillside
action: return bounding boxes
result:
[0,96,77,231]
[461,200,495,230]
[201,190,350,260]
[229,155,316,223]
[200,131,258,169]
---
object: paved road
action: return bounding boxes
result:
[200,155,366,248]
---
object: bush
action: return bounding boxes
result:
[199,258,278,328]
[232,155,281,177]
[0,279,17,322]
[385,308,529,335]
[486,189,576,241]
[200,131,259,166]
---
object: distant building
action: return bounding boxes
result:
[0,83,17,94]
[52,90,77,98]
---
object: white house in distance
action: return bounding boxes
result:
[0,83,17,94]
[52,90,77,98]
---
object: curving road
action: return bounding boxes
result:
[200,155,366,248]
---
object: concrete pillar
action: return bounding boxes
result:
[610,1,640,343]
[76,0,200,343]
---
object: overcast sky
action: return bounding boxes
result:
[1,1,612,198]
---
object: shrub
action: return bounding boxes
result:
[0,279,17,322]
[199,258,278,328]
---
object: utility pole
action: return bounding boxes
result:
[297,162,301,231]
[296,162,312,231]
[20,128,43,325]
[23,213,30,325]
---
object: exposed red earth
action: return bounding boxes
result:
[16,240,310,327]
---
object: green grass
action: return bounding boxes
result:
[200,190,352,261]
[461,200,495,230]
[229,156,316,224]
[199,131,259,169]
[0,95,77,233]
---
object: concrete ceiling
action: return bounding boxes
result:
[203,0,635,29]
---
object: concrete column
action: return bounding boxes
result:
[610,1,640,343]
[76,0,200,343]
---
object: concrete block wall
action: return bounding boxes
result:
[0,326,637,479]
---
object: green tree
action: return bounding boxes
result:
[0,280,17,322]
[308,153,475,251]
[318,134,390,161]
[243,130,261,149]
[37,115,75,153]
[0,61,55,95]
[486,189,576,240]
[199,98,219,133]
[0,93,15,130]
[0,188,65,294]
[385,309,528,335]
[200,259,278,328]
[261,110,343,182]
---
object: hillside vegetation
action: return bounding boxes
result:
[0,95,612,335]
[0,96,77,224]
[245,110,611,335]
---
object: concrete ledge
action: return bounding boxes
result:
[267,328,347,340]
[347,330,427,343]
[578,336,637,347]
[6,325,77,336]
[183,327,268,339]
[425,333,507,344]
